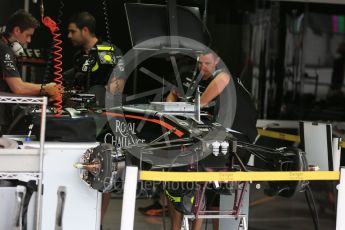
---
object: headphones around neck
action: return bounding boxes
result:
[10,41,24,56]
[2,33,24,56]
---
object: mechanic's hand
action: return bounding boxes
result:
[43,83,63,101]
[107,76,125,95]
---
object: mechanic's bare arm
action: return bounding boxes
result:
[107,75,125,95]
[200,72,230,107]
[5,77,57,97]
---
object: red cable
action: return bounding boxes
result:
[41,16,63,117]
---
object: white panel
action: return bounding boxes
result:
[336,168,345,230]
[120,166,138,230]
[332,138,341,171]
[302,122,332,170]
[0,187,36,230]
[41,142,101,230]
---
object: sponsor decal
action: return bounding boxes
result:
[104,120,145,147]
[20,48,42,58]
[3,53,16,70]
[4,53,10,60]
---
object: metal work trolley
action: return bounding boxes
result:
[0,94,47,230]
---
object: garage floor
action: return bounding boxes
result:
[102,181,337,230]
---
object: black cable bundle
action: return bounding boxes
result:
[102,0,112,43]
[56,0,64,26]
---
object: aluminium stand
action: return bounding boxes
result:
[0,95,47,230]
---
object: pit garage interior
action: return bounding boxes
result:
[1,0,345,230]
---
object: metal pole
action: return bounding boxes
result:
[332,138,341,171]
[195,86,201,122]
[36,96,47,230]
[120,166,138,230]
[336,168,345,229]
[167,0,178,48]
[22,0,30,82]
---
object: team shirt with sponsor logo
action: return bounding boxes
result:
[0,38,21,127]
[0,40,20,92]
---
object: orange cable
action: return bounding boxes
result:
[41,16,63,116]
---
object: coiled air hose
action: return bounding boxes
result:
[41,16,63,116]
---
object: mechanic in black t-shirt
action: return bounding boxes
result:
[66,12,125,107]
[167,51,257,143]
[166,50,258,230]
[0,10,58,134]
[66,11,125,225]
